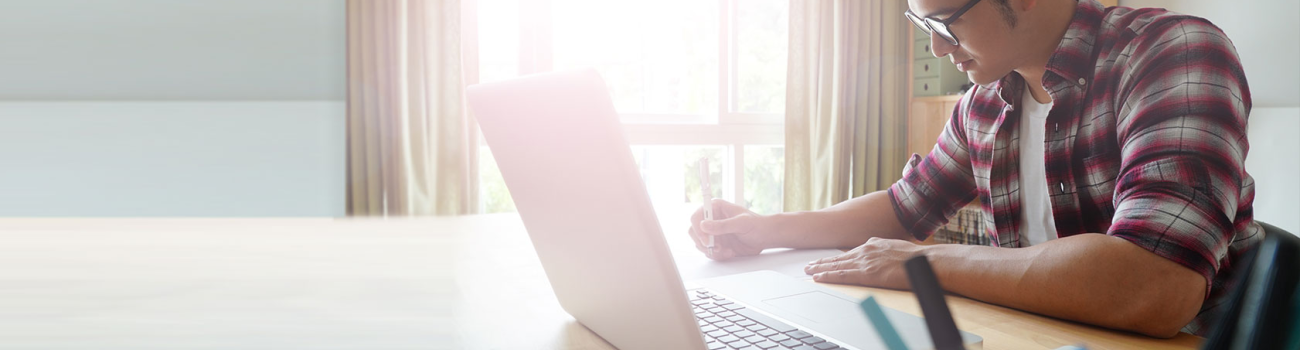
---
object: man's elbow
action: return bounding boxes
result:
[1129,310,1196,338]
[1120,272,1206,338]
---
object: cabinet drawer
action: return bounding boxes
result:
[914,38,932,59]
[914,77,940,97]
[914,57,940,79]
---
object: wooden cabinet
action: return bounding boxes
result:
[907,96,961,157]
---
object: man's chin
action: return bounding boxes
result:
[967,71,1004,86]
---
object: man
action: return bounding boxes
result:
[688,0,1259,338]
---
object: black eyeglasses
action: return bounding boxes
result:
[905,0,982,47]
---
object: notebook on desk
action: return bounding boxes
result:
[466,68,982,350]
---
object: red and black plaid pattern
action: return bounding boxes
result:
[887,0,1262,335]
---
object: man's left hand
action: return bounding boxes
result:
[803,237,926,290]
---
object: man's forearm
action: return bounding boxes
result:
[769,190,912,250]
[925,233,1206,338]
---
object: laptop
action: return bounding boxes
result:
[466,68,982,350]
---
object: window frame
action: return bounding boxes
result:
[470,0,787,213]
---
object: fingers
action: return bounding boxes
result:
[688,227,719,259]
[809,252,857,266]
[810,267,865,285]
[804,258,856,275]
[699,213,755,236]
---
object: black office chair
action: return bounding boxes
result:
[1201,221,1300,350]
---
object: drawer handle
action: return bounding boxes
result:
[924,64,930,71]
[924,83,930,91]
[924,44,930,53]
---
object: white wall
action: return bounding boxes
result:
[1243,108,1300,235]
[0,102,345,217]
[0,0,344,100]
[0,0,345,217]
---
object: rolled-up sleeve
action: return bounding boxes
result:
[888,92,979,241]
[1108,18,1252,295]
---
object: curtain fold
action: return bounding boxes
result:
[783,0,908,212]
[347,0,476,216]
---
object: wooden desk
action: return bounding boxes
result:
[0,215,1200,349]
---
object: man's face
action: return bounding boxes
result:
[908,0,1024,86]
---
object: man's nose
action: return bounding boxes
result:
[930,32,956,58]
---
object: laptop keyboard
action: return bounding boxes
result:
[691,289,845,350]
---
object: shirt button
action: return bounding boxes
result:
[1060,182,1066,193]
[1077,77,1087,85]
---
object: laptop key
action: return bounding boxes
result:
[744,335,766,343]
[724,304,747,311]
[767,333,790,342]
[735,309,798,333]
[701,325,719,333]
[744,324,765,332]
[715,320,735,328]
[717,311,737,318]
[704,316,724,324]
[706,330,727,338]
[718,335,741,343]
[706,342,726,350]
[736,320,757,327]
[727,340,749,349]
[723,325,745,333]
[734,330,756,338]
[813,343,840,350]
[780,340,804,348]
[755,341,780,349]
[791,346,817,350]
[801,336,825,345]
[756,329,778,337]
[785,330,813,339]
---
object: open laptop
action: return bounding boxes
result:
[466,68,982,350]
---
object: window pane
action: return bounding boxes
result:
[628,145,725,216]
[551,0,719,116]
[479,145,517,213]
[743,145,784,215]
[735,0,788,113]
[477,0,520,83]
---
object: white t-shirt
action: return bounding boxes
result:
[1018,87,1059,247]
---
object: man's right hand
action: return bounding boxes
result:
[687,199,781,260]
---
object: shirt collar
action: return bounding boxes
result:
[993,0,1104,104]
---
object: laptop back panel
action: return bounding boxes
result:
[467,69,706,350]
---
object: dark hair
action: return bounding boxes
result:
[991,0,1018,27]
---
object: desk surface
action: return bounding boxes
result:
[0,215,1202,349]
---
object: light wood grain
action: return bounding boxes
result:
[0,216,1199,349]
[907,95,962,158]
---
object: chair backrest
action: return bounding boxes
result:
[1201,221,1300,350]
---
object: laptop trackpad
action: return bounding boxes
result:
[763,291,861,324]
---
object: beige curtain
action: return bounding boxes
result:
[783,0,908,212]
[347,0,477,216]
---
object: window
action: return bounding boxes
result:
[473,0,789,216]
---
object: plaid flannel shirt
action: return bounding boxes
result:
[887,0,1262,335]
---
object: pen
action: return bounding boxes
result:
[698,157,714,257]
